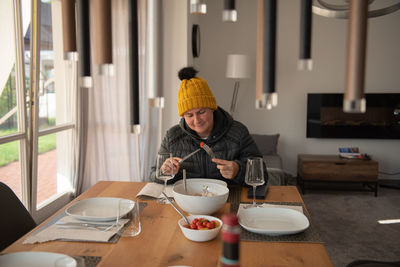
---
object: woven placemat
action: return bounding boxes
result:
[72,256,101,267]
[35,202,148,244]
[0,254,101,267]
[231,202,322,243]
[227,185,241,204]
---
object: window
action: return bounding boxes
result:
[0,0,78,222]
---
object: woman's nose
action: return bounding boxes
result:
[194,114,202,124]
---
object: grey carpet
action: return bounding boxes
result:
[302,186,400,267]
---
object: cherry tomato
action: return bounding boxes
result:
[188,218,220,230]
[210,221,216,228]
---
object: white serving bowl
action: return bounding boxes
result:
[173,180,229,215]
[178,215,223,242]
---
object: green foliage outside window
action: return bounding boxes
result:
[0,131,56,167]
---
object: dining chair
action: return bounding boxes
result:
[0,182,36,251]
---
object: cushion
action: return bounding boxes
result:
[251,134,280,155]
[263,155,282,169]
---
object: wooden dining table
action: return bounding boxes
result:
[4,181,333,266]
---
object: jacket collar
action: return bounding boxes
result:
[179,107,233,143]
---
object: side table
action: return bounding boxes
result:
[297,154,379,196]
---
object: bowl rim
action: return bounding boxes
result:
[174,178,228,187]
[173,181,229,197]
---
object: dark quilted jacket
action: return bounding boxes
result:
[149,107,268,185]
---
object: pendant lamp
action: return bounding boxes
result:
[129,0,140,133]
[299,0,312,71]
[223,0,237,22]
[256,0,277,110]
[61,0,77,61]
[77,0,92,87]
[343,0,368,113]
[93,0,112,75]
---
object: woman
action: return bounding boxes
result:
[150,67,267,185]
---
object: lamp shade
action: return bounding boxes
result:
[226,54,251,79]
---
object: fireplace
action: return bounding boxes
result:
[306,93,400,139]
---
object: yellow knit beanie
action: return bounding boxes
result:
[177,67,217,116]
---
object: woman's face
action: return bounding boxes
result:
[183,108,214,138]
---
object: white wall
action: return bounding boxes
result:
[162,0,189,134]
[163,0,400,178]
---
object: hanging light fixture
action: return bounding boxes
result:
[190,0,207,15]
[61,0,77,61]
[93,0,112,75]
[77,0,92,87]
[223,0,237,22]
[129,0,140,133]
[311,0,400,113]
[256,0,277,110]
[343,0,368,113]
[299,0,312,71]
[146,0,164,108]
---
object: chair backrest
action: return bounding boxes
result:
[0,182,36,251]
[251,134,280,155]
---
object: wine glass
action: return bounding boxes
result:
[245,157,265,208]
[156,152,175,204]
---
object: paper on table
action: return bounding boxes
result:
[136,183,174,200]
[23,215,129,244]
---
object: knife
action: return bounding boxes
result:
[56,222,116,227]
[178,148,201,164]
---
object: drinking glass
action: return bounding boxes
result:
[156,152,175,203]
[118,199,141,237]
[245,157,265,208]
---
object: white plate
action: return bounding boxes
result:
[66,197,134,222]
[0,252,77,267]
[238,207,310,236]
[174,178,227,187]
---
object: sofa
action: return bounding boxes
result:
[251,134,289,186]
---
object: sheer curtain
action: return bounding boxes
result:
[82,0,159,191]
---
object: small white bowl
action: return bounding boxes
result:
[173,181,229,215]
[178,215,223,242]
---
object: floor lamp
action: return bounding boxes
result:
[226,54,251,116]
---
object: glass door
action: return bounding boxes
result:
[0,0,78,223]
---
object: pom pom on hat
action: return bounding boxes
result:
[177,67,217,117]
[178,67,198,80]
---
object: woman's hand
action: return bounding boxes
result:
[173,157,182,175]
[212,158,239,179]
[162,157,182,175]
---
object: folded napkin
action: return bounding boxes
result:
[237,203,303,215]
[23,214,128,244]
[136,183,174,199]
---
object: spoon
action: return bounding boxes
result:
[202,185,209,196]
[161,191,190,225]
